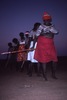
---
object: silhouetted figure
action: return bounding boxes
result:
[23,31,30,73]
[5,42,14,70]
[12,38,19,71]
[7,42,14,59]
[25,31,30,49]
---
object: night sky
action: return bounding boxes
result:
[0,0,67,59]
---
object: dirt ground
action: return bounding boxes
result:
[0,59,67,100]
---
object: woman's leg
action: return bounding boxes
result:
[28,61,33,77]
[51,62,58,79]
[41,63,48,81]
[37,62,41,76]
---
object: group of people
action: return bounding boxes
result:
[6,31,29,71]
[6,12,59,81]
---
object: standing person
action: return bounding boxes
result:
[24,31,30,73]
[17,32,27,72]
[34,12,59,80]
[6,42,14,60]
[5,42,14,70]
[27,22,41,77]
[25,31,30,49]
[12,38,19,71]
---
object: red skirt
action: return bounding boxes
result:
[34,36,58,63]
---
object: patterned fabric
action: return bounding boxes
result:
[17,43,27,62]
[34,36,58,63]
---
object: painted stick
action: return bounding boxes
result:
[1,48,36,55]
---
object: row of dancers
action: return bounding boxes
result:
[5,12,59,81]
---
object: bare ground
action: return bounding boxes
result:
[0,62,67,100]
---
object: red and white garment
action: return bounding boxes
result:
[17,41,27,62]
[34,24,58,63]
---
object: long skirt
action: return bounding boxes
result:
[34,36,58,63]
[27,41,38,63]
[17,44,27,62]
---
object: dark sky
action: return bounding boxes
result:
[0,0,67,59]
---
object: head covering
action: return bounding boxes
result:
[42,12,52,20]
[25,31,29,35]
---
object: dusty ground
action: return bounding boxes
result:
[0,59,67,100]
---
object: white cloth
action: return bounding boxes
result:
[27,41,38,63]
[19,41,25,44]
[36,24,59,36]
[29,30,39,38]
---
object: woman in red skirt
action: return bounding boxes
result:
[34,12,59,80]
